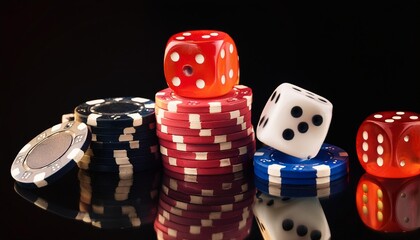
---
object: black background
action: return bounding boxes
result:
[1,1,419,239]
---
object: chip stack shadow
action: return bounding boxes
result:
[71,97,162,175]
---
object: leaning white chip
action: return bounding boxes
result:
[10,121,91,188]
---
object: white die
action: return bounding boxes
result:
[253,192,331,240]
[256,82,333,159]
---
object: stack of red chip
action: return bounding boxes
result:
[154,84,256,176]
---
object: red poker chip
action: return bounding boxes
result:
[161,153,253,169]
[155,105,251,122]
[154,215,253,239]
[162,160,253,176]
[157,197,253,220]
[159,133,255,152]
[157,121,253,136]
[157,207,251,227]
[156,126,254,144]
[156,111,251,129]
[160,141,256,160]
[155,85,253,113]
[162,174,253,197]
[162,168,251,184]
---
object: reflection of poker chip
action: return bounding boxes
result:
[161,184,255,205]
[161,173,253,197]
[254,175,348,198]
[155,212,253,236]
[155,85,252,113]
[159,132,255,152]
[14,181,152,230]
[157,197,252,220]
[156,126,254,144]
[157,208,249,227]
[154,215,253,239]
[156,111,251,129]
[77,168,161,229]
[159,186,255,212]
[155,105,251,122]
[157,121,252,136]
[78,168,161,205]
[74,97,156,127]
[10,121,91,188]
[254,143,349,179]
[160,141,255,160]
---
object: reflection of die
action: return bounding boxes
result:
[355,111,420,178]
[356,173,420,232]
[253,191,331,240]
[256,82,333,159]
[163,30,240,98]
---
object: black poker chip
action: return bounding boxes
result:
[10,121,91,188]
[74,97,156,128]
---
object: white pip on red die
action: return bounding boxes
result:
[256,82,333,159]
[163,30,240,98]
[253,191,331,240]
[355,111,420,178]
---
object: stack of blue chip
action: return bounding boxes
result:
[253,143,349,198]
[72,97,162,174]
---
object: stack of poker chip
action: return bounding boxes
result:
[154,170,255,239]
[154,85,256,176]
[77,168,161,229]
[72,97,162,174]
[253,143,349,198]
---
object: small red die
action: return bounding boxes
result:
[163,30,240,98]
[355,111,420,178]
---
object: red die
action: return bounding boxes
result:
[355,111,420,178]
[356,173,420,233]
[163,30,240,98]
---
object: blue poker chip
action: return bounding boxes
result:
[254,175,348,198]
[254,167,347,186]
[10,121,91,188]
[253,143,349,179]
[74,97,156,128]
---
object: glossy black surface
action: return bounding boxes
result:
[2,1,419,239]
